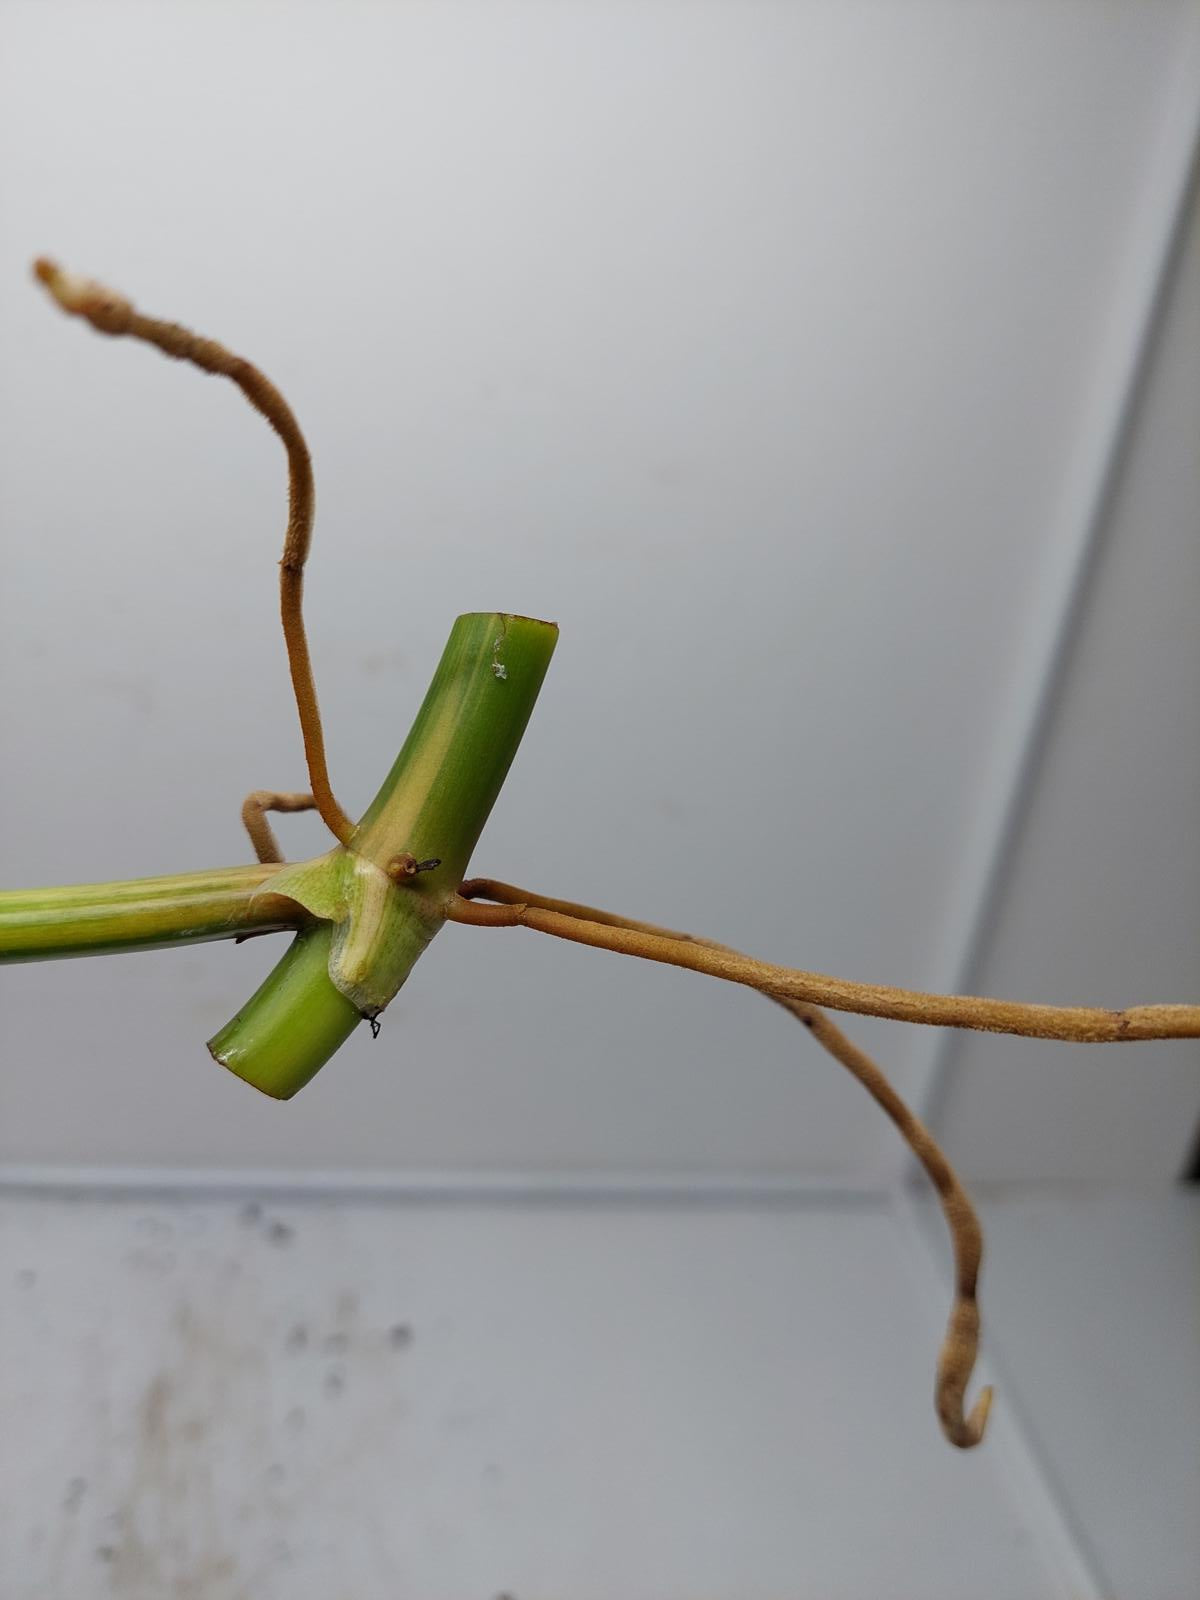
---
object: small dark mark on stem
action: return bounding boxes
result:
[386,854,443,883]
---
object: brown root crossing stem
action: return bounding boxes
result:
[451,879,993,1448]
[33,257,354,847]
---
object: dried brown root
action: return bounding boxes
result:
[240,790,319,865]
[33,257,354,849]
[451,878,991,1448]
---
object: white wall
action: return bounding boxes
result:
[1,1,1196,1178]
[932,168,1200,1182]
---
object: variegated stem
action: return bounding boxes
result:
[209,612,558,1097]
[0,864,300,962]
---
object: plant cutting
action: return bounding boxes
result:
[6,259,1198,1452]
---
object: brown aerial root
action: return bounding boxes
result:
[790,1001,991,1448]
[240,790,319,865]
[32,257,355,849]
[450,879,994,1448]
[449,881,1200,1043]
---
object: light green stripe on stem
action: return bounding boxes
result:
[0,864,299,962]
[209,612,557,1098]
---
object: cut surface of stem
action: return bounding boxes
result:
[208,924,361,1100]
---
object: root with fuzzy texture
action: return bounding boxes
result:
[34,257,354,848]
[452,878,993,1448]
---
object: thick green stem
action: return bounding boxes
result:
[0,864,300,962]
[350,612,559,887]
[0,612,556,1099]
[209,612,557,1097]
[207,924,359,1097]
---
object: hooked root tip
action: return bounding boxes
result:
[937,1296,993,1448]
[946,1384,993,1449]
[969,1384,994,1439]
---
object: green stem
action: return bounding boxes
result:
[207,924,358,1096]
[0,863,300,962]
[350,612,559,887]
[1,612,557,1100]
[209,612,557,1097]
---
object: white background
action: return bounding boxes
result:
[1,0,1197,1182]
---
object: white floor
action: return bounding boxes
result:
[955,1188,1200,1600]
[1,1185,1195,1600]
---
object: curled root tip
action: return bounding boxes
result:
[936,1296,992,1448]
[946,1384,993,1450]
[969,1384,994,1441]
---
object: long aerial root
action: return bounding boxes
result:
[33,257,355,848]
[449,881,1200,1043]
[451,878,991,1447]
